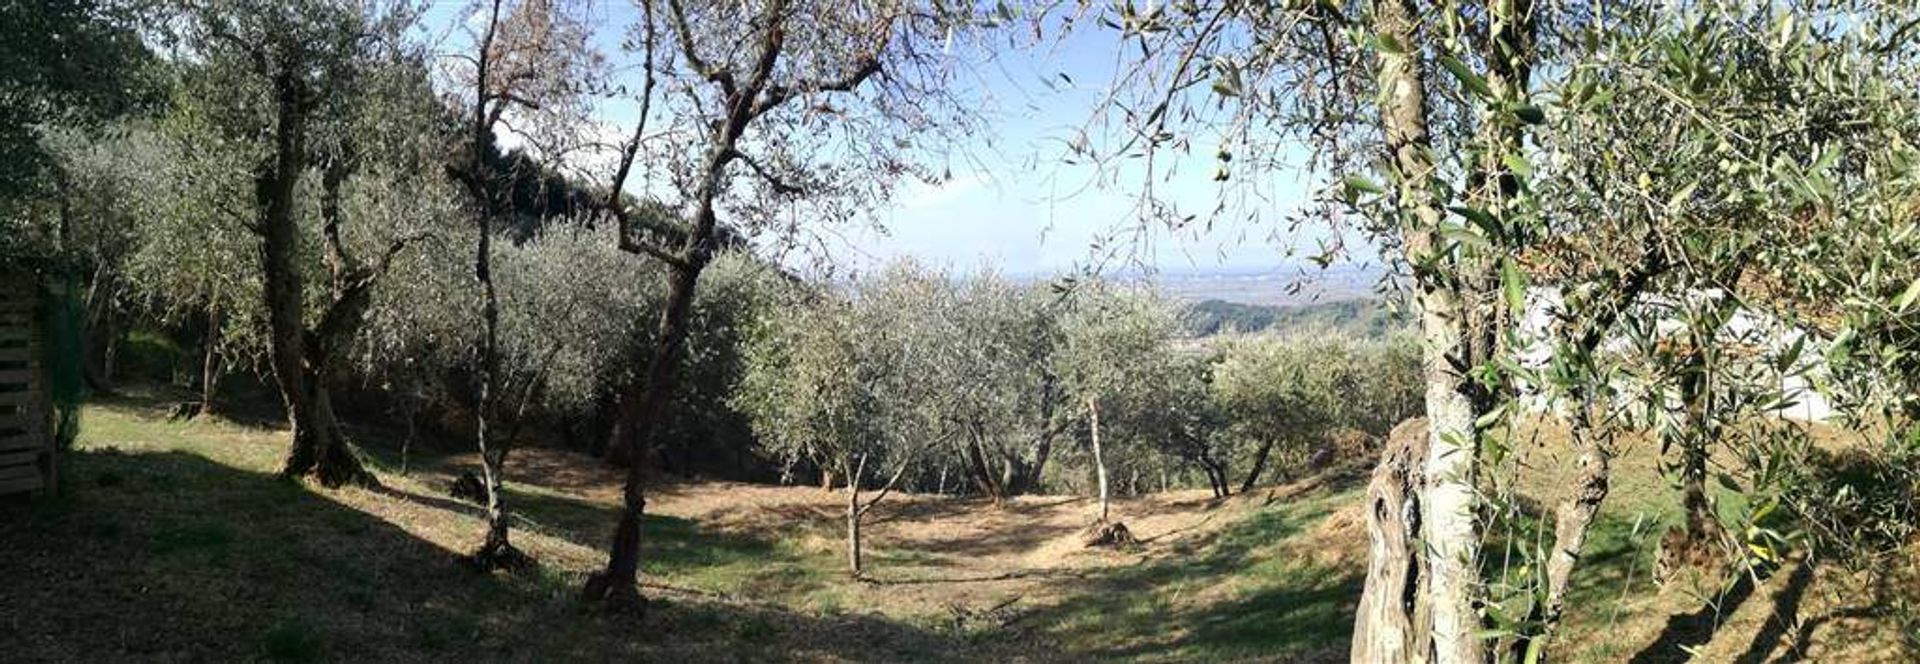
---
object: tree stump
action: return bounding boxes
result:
[1351,418,1431,664]
[1081,519,1136,548]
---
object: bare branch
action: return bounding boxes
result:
[730,148,805,195]
[665,0,736,97]
[754,14,889,116]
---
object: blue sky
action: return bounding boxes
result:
[420,2,1357,277]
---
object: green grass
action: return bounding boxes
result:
[1025,490,1363,661]
[0,398,1020,661]
[261,614,326,663]
[4,395,1909,662]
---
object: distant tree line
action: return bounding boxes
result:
[1183,297,1405,338]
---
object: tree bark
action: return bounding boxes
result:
[260,63,313,475]
[964,430,1006,502]
[586,0,885,604]
[846,456,864,577]
[80,262,116,392]
[400,395,416,476]
[1352,419,1431,664]
[1415,214,1489,664]
[1374,2,1487,661]
[278,154,378,488]
[257,62,371,488]
[197,303,223,418]
[468,0,519,567]
[1530,238,1667,653]
[1240,438,1277,494]
[1537,401,1610,655]
[1675,341,1720,543]
[1088,396,1109,523]
[585,257,707,604]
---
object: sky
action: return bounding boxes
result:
[419,2,1366,278]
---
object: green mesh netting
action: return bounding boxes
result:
[39,271,85,449]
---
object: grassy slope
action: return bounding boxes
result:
[1,394,1912,662]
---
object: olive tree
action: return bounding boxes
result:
[927,273,1064,500]
[737,265,943,577]
[1057,286,1185,523]
[1085,1,1920,658]
[1212,333,1351,493]
[160,0,439,487]
[581,0,990,605]
[443,0,603,569]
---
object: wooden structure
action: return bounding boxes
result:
[0,271,50,494]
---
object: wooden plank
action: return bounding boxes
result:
[0,474,44,494]
[0,449,37,467]
[0,368,32,386]
[0,346,31,362]
[0,464,38,482]
[0,434,40,452]
[0,390,34,406]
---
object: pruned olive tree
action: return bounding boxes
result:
[736,265,943,577]
[1510,6,1920,652]
[927,272,1066,501]
[39,122,258,412]
[1212,333,1352,493]
[1079,0,1543,654]
[1057,285,1186,523]
[581,0,989,605]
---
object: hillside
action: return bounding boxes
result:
[1182,298,1405,338]
[1,392,1913,662]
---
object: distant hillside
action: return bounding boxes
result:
[1149,264,1385,306]
[1184,298,1407,338]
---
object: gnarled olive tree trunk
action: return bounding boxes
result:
[1352,418,1430,664]
[256,66,373,489]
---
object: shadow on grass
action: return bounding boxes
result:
[1624,573,1762,664]
[0,447,1019,663]
[1018,493,1362,661]
[1733,562,1815,664]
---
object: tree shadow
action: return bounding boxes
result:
[1627,572,1764,664]
[0,446,1020,662]
[1015,494,1361,661]
[1733,561,1815,664]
